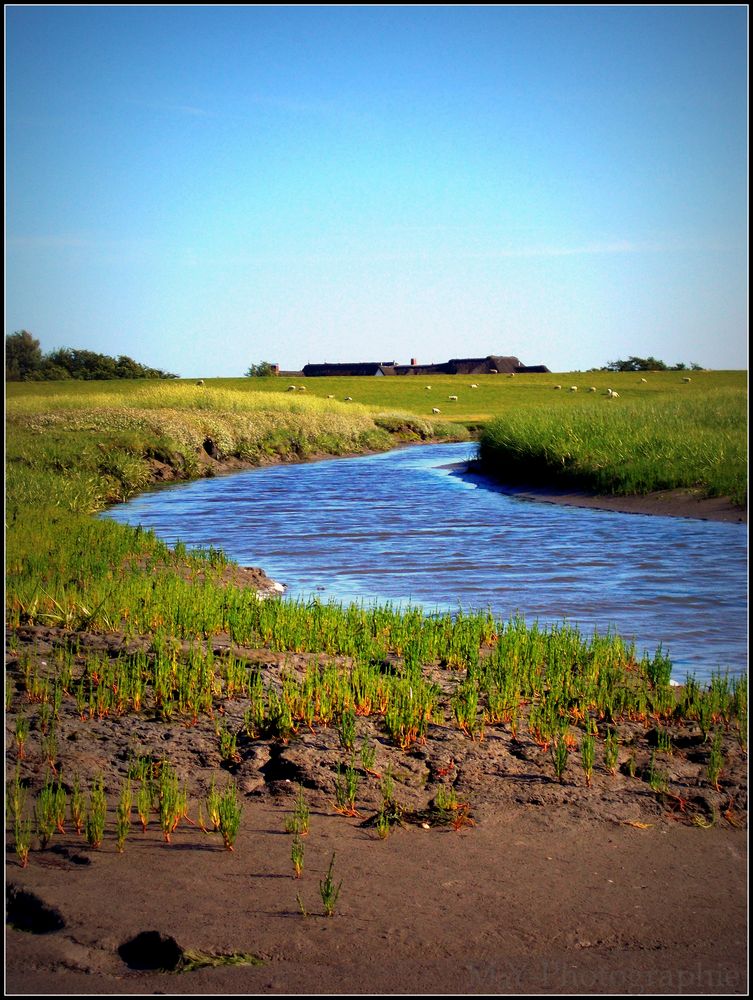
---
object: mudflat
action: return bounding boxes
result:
[5,622,748,995]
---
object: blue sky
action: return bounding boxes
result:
[5,5,748,376]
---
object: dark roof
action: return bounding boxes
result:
[302,355,549,376]
[302,363,391,377]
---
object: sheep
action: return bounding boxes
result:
[553,385,562,390]
[424,385,432,389]
[298,386,307,391]
[606,389,620,398]
[569,386,578,392]
[448,394,458,401]
[640,377,648,383]
[432,407,441,414]
[344,396,353,401]
[287,385,297,391]
[682,376,692,383]
[470,384,478,389]
[489,368,498,374]
[508,372,515,377]
[326,394,335,399]
[588,386,597,392]
[196,379,205,386]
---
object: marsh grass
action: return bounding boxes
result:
[291,834,305,878]
[116,779,133,853]
[285,784,310,836]
[85,775,107,848]
[479,387,746,504]
[216,782,243,850]
[319,853,342,917]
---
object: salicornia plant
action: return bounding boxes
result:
[319,853,342,917]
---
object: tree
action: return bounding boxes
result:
[5,331,44,380]
[604,356,668,372]
[5,335,178,381]
[244,361,276,377]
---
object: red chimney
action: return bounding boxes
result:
[411,358,417,366]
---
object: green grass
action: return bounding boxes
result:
[478,379,747,505]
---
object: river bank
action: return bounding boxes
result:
[5,609,749,995]
[453,461,747,524]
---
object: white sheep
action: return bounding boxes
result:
[607,389,620,398]
[344,396,353,401]
[298,385,307,391]
[448,394,458,401]
[424,385,432,389]
[682,377,692,383]
[569,386,578,392]
[326,394,335,399]
[640,377,648,383]
[470,384,478,389]
[196,379,205,386]
[588,386,597,392]
[489,368,498,374]
[287,385,297,391]
[432,407,441,414]
[553,385,562,390]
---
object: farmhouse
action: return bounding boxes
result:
[301,362,397,377]
[302,355,549,377]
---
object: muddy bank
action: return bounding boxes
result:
[453,461,747,523]
[5,622,748,995]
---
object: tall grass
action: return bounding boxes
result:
[478,391,747,504]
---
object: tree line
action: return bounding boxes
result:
[5,331,178,381]
[602,356,703,372]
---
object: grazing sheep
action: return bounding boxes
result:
[508,373,515,377]
[327,394,335,399]
[196,379,205,386]
[425,385,432,389]
[640,377,648,383]
[569,386,578,392]
[489,368,498,374]
[588,386,597,392]
[607,390,620,398]
[287,385,297,391]
[553,385,562,390]
[448,394,458,401]
[682,376,692,383]
[470,384,478,388]
[298,386,307,391]
[344,396,353,401]
[432,407,441,414]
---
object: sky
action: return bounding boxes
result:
[5,4,749,377]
